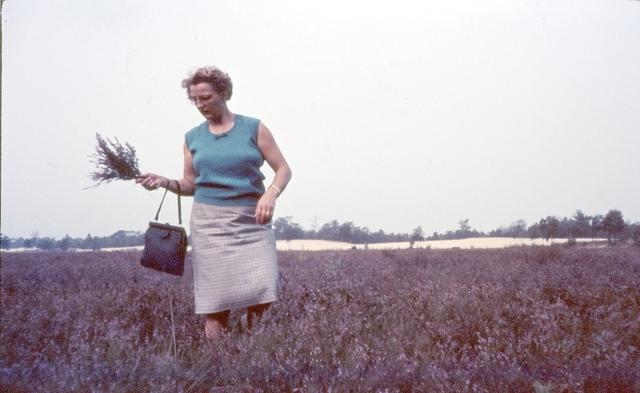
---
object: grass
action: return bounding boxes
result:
[1,246,639,392]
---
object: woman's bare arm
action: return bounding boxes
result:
[254,122,292,224]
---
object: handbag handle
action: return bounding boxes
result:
[154,180,182,225]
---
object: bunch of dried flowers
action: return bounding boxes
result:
[89,133,141,186]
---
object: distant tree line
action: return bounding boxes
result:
[273,218,412,244]
[1,209,639,251]
[273,209,639,247]
[0,230,144,252]
[493,209,635,246]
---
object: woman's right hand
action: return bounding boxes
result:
[136,173,168,191]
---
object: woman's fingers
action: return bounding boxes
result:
[255,205,274,224]
[136,173,154,182]
[257,208,266,224]
[263,210,271,224]
[136,174,164,190]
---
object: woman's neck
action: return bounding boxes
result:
[208,109,234,127]
[208,109,236,135]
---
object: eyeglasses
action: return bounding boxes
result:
[188,94,214,104]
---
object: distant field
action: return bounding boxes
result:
[1,247,639,392]
[276,237,606,251]
[3,237,608,253]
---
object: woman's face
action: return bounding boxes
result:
[188,82,226,121]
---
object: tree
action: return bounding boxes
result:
[36,237,55,250]
[370,229,387,243]
[58,235,72,251]
[25,232,40,249]
[571,210,592,238]
[409,226,425,248]
[558,217,572,238]
[338,222,355,243]
[81,234,100,251]
[317,220,340,241]
[351,226,371,244]
[273,217,304,241]
[627,223,640,246]
[0,234,11,250]
[527,223,541,240]
[601,209,626,245]
[538,216,560,241]
[507,220,527,238]
[458,219,471,234]
[590,214,604,237]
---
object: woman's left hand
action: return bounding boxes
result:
[255,193,276,225]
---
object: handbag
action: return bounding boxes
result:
[140,181,188,276]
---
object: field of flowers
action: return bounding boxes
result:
[1,246,639,392]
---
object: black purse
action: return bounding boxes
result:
[140,182,188,276]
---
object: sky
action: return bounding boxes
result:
[2,0,639,239]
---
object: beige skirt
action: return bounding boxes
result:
[190,201,279,314]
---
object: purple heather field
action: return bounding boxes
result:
[1,246,639,392]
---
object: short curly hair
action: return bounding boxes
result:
[181,66,233,101]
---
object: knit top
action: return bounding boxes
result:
[185,114,266,206]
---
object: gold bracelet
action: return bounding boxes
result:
[269,184,281,195]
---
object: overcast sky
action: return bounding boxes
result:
[2,0,639,239]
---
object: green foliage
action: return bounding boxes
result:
[571,209,592,238]
[410,225,425,241]
[602,209,626,245]
[273,217,305,241]
[35,237,55,250]
[628,223,640,246]
[538,216,560,241]
[0,234,11,250]
[409,226,425,247]
[58,235,72,251]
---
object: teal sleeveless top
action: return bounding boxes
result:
[185,114,266,206]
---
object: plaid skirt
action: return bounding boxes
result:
[190,201,279,314]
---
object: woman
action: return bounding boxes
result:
[137,66,292,340]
